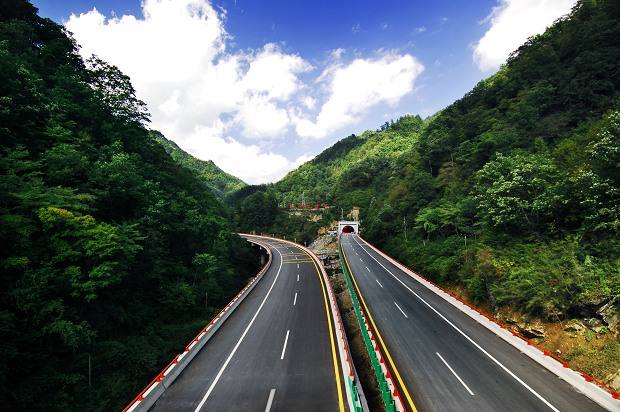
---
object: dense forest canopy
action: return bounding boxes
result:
[233,0,620,319]
[151,131,246,200]
[0,1,257,410]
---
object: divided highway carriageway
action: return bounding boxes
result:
[340,233,619,412]
[125,234,359,412]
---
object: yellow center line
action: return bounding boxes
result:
[262,237,346,411]
[306,250,346,412]
[342,245,418,412]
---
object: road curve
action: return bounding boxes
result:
[150,235,347,411]
[341,233,609,412]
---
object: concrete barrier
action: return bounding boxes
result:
[122,239,273,412]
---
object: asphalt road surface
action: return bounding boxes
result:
[151,236,346,412]
[341,233,607,412]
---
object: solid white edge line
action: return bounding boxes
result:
[436,352,475,396]
[265,388,276,412]
[280,330,290,360]
[350,235,561,412]
[376,279,383,288]
[193,244,284,412]
[293,292,298,306]
[394,301,408,318]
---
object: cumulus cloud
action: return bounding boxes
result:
[65,0,314,182]
[177,121,311,184]
[66,1,310,139]
[65,0,423,183]
[473,0,576,71]
[295,53,424,139]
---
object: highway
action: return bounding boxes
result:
[340,233,608,412]
[150,235,347,411]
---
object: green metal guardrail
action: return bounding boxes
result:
[348,375,363,412]
[339,245,396,412]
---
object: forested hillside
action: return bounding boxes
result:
[152,131,246,200]
[235,0,620,320]
[0,2,256,410]
[277,115,424,206]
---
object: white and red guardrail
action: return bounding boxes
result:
[356,235,620,412]
[122,238,273,412]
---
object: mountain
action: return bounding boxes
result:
[0,2,257,410]
[276,115,424,207]
[151,131,246,199]
[236,0,620,319]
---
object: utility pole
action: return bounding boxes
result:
[341,207,344,220]
[403,216,407,241]
[205,291,208,309]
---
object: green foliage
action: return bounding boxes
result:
[244,0,620,320]
[478,239,620,316]
[0,2,257,410]
[151,131,246,199]
[474,152,566,232]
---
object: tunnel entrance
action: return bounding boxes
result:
[337,221,359,236]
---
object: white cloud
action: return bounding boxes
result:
[329,48,345,61]
[301,96,317,110]
[234,96,290,139]
[176,121,308,184]
[295,53,424,139]
[67,2,311,140]
[65,0,424,183]
[65,0,316,182]
[473,0,576,71]
[351,23,361,33]
[415,26,427,33]
[241,43,312,101]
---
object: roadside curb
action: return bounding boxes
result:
[357,235,620,412]
[122,237,273,412]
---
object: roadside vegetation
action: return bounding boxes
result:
[0,2,257,410]
[232,0,620,381]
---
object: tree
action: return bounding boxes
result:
[474,152,566,232]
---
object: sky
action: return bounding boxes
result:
[33,0,577,184]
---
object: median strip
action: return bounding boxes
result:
[339,243,405,412]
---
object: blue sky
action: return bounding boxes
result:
[32,0,576,183]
